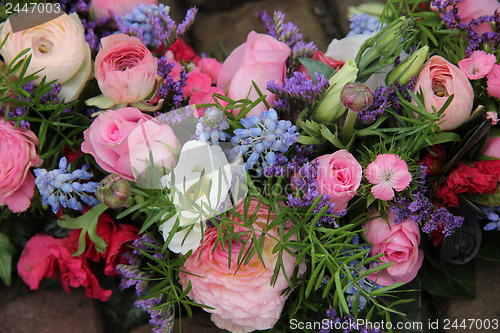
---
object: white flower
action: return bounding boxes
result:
[160,140,245,254]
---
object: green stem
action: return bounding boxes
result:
[342,109,358,145]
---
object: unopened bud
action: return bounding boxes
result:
[386,45,429,86]
[340,82,373,112]
[96,174,132,208]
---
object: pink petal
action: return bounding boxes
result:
[458,50,497,80]
[371,182,395,201]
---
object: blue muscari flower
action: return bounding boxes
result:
[34,157,100,214]
[195,108,231,145]
[478,205,500,231]
[347,12,380,37]
[230,109,299,170]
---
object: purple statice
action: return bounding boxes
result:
[264,144,312,179]
[358,77,416,124]
[80,17,114,52]
[116,264,149,295]
[479,206,500,231]
[195,108,230,145]
[156,56,188,110]
[348,12,380,36]
[135,296,173,333]
[230,109,299,170]
[287,159,346,225]
[431,0,500,55]
[34,157,100,213]
[133,233,163,260]
[49,0,87,13]
[257,10,317,72]
[156,105,194,126]
[267,71,329,114]
[117,3,197,51]
[422,207,464,236]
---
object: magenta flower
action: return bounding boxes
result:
[366,154,412,201]
[458,50,497,80]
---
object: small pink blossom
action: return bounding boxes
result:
[183,72,212,98]
[197,57,223,84]
[486,112,499,125]
[366,154,412,201]
[189,87,228,117]
[458,50,497,80]
[487,64,500,99]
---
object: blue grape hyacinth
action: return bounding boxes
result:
[34,157,100,213]
[347,12,380,36]
[230,109,299,169]
[195,108,230,145]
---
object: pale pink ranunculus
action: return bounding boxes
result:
[95,34,158,104]
[217,31,291,117]
[91,0,158,20]
[363,211,424,286]
[179,199,305,333]
[487,64,500,99]
[0,119,42,213]
[458,50,497,80]
[413,56,474,131]
[0,13,92,102]
[366,154,412,201]
[81,107,180,181]
[316,150,362,213]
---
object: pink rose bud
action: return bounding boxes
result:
[96,174,132,208]
[340,82,373,112]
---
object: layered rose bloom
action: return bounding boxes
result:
[179,199,305,333]
[91,0,158,20]
[81,107,180,181]
[0,13,92,101]
[0,119,43,213]
[413,56,474,131]
[316,150,362,213]
[95,34,158,104]
[217,31,291,117]
[363,211,424,286]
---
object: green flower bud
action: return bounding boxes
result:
[340,82,373,112]
[314,59,358,124]
[386,45,429,86]
[96,174,132,208]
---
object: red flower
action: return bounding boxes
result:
[167,38,200,64]
[297,51,344,80]
[69,212,139,276]
[420,145,446,175]
[17,233,112,301]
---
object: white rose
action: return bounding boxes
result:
[0,12,92,102]
[160,140,245,254]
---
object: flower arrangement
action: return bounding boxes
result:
[1,0,500,332]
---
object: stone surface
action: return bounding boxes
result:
[0,286,104,333]
[189,0,329,55]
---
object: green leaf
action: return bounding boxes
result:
[298,57,335,82]
[0,233,15,286]
[419,260,475,298]
[477,231,500,261]
[58,203,109,256]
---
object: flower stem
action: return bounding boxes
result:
[342,109,358,145]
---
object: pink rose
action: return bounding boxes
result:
[316,150,362,213]
[413,56,474,131]
[433,0,500,34]
[81,107,180,181]
[95,34,158,104]
[179,199,305,333]
[363,211,424,286]
[487,64,500,99]
[217,31,291,117]
[91,0,158,20]
[0,119,42,213]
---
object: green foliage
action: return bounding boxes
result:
[0,233,15,285]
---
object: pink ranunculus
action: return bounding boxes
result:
[458,50,497,80]
[316,150,362,213]
[81,107,180,181]
[363,211,424,286]
[366,154,412,201]
[179,199,305,333]
[413,56,474,131]
[95,34,158,104]
[17,233,112,301]
[217,31,291,117]
[91,0,158,20]
[0,119,42,213]
[487,64,500,99]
